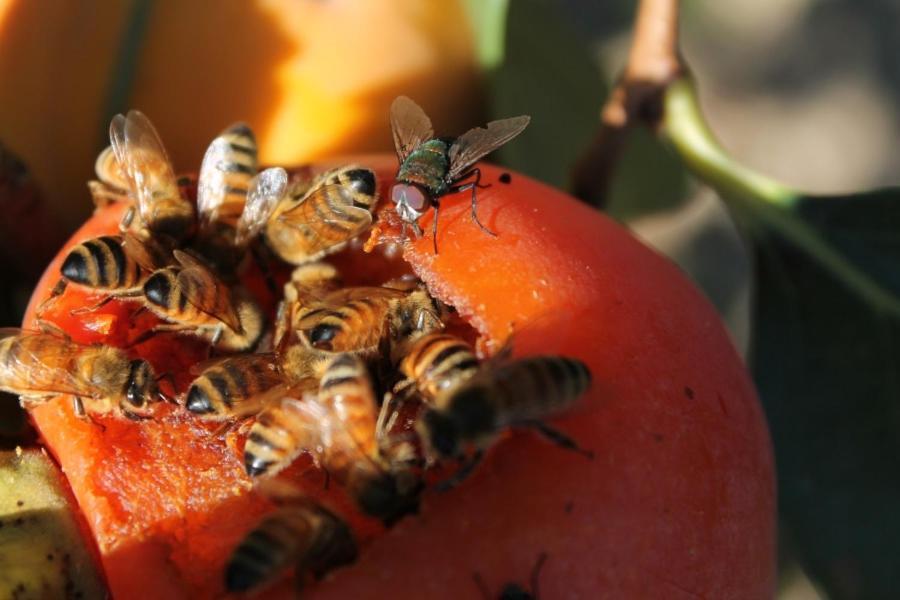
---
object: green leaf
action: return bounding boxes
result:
[484,0,607,190]
[461,0,510,70]
[662,76,900,597]
[749,191,900,598]
[796,190,900,297]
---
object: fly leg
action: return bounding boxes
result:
[431,199,441,254]
[521,420,594,460]
[449,168,496,238]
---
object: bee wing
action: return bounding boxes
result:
[172,249,243,332]
[0,329,95,397]
[279,184,374,235]
[446,115,531,181]
[235,167,288,246]
[197,137,232,230]
[94,145,130,191]
[109,110,181,227]
[390,96,434,163]
[121,231,170,272]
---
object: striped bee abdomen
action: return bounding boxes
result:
[399,333,479,400]
[185,354,283,420]
[487,356,591,425]
[61,235,141,290]
[225,504,357,593]
[244,397,317,478]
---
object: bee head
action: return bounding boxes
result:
[418,409,461,459]
[306,323,338,351]
[343,167,377,197]
[390,183,428,224]
[356,472,421,525]
[124,359,158,414]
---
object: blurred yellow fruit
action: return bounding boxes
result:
[0,0,482,228]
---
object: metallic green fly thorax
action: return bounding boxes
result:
[396,138,451,195]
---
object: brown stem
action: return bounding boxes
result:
[571,0,683,208]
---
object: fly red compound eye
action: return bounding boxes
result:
[392,184,426,211]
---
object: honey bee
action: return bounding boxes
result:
[394,332,479,400]
[273,262,342,351]
[104,110,196,242]
[242,165,379,266]
[225,500,357,594]
[39,231,172,316]
[389,96,529,251]
[139,250,264,351]
[417,356,593,487]
[244,354,421,523]
[193,123,258,273]
[0,328,161,420]
[183,353,284,420]
[294,285,443,356]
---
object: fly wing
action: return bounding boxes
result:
[172,250,243,332]
[235,167,288,246]
[109,110,181,228]
[197,137,232,230]
[0,329,95,397]
[446,115,531,181]
[390,96,434,163]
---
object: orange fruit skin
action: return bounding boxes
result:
[0,0,481,229]
[25,156,775,598]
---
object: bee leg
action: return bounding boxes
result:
[523,420,594,460]
[127,324,193,348]
[208,326,224,357]
[434,449,485,492]
[19,395,50,410]
[35,319,70,340]
[36,279,67,317]
[69,294,116,315]
[451,168,497,238]
[72,396,87,419]
[153,372,178,403]
[119,205,137,231]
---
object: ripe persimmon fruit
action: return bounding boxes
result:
[24,155,775,598]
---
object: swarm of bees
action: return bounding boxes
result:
[1,99,594,595]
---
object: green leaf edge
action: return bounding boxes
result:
[662,76,900,319]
